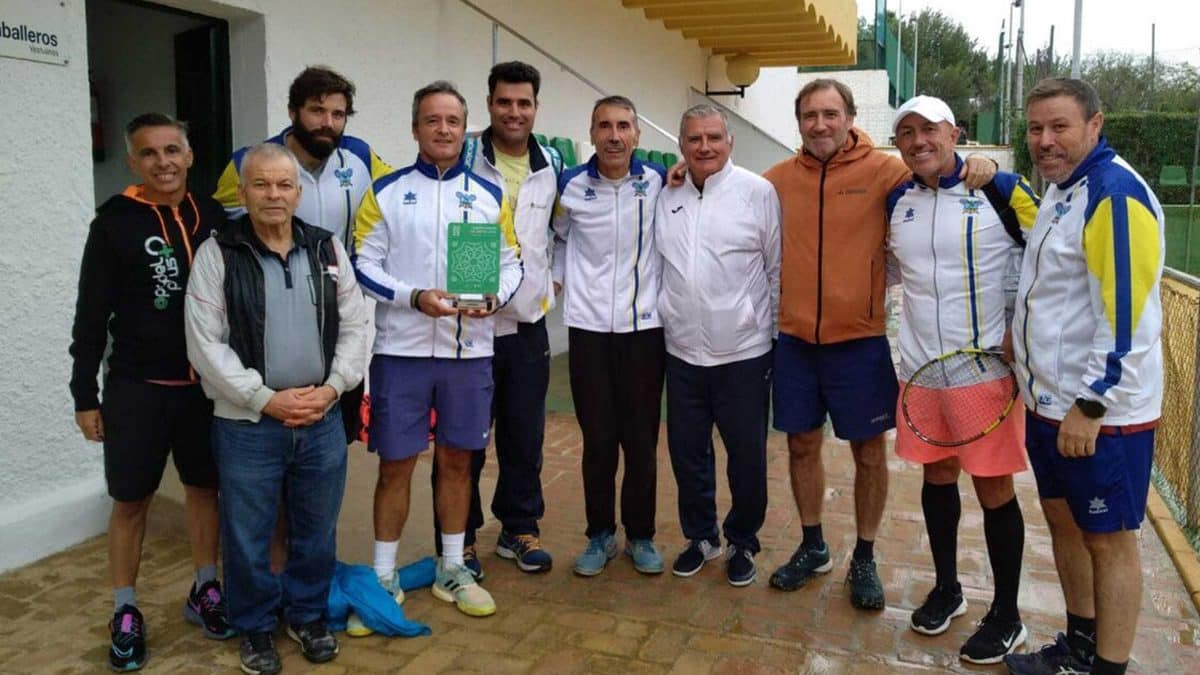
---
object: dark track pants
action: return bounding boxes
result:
[665,351,771,553]
[569,327,665,540]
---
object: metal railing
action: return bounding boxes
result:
[1156,267,1200,532]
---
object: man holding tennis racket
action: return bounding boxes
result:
[886,95,1040,665]
[1005,78,1164,675]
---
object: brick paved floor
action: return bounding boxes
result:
[3,382,1200,672]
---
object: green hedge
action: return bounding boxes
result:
[1013,113,1198,204]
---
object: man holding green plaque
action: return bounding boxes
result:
[352,81,522,618]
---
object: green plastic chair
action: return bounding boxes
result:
[647,150,665,166]
[1160,165,1187,187]
[662,152,679,169]
[548,137,577,168]
[533,133,548,146]
[632,148,649,162]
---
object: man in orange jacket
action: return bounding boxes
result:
[764,78,996,609]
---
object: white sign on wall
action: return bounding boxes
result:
[0,0,69,66]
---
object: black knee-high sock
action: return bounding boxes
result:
[983,496,1024,621]
[921,481,961,590]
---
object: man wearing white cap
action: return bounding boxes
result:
[886,95,1040,664]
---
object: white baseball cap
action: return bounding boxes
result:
[892,95,956,134]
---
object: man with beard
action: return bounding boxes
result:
[215,66,391,445]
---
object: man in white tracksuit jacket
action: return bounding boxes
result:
[1005,78,1164,675]
[552,95,668,578]
[352,81,522,618]
[655,104,780,588]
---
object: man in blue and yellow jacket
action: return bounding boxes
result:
[353,81,522,619]
[1007,78,1165,675]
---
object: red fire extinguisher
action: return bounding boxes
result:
[90,75,105,162]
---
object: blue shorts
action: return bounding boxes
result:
[368,355,493,460]
[1025,412,1154,533]
[772,333,898,441]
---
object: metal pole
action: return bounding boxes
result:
[896,0,903,103]
[1187,102,1199,273]
[1150,23,1156,110]
[1048,25,1055,76]
[491,22,498,65]
[912,11,919,93]
[1015,1,1026,113]
[998,22,1007,142]
[1071,0,1082,78]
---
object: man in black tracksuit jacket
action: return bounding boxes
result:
[69,113,234,672]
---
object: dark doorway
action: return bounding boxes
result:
[87,0,232,203]
[175,23,231,195]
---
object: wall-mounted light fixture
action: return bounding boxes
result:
[705,54,760,98]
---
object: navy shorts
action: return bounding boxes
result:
[368,355,493,460]
[772,333,898,441]
[1025,412,1154,533]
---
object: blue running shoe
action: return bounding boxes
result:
[624,538,664,574]
[573,532,617,576]
[496,530,553,573]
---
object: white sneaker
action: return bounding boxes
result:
[433,558,496,617]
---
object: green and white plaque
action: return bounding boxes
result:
[446,221,500,309]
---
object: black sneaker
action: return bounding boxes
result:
[845,557,885,609]
[240,632,281,675]
[183,579,236,639]
[107,604,147,672]
[1003,632,1092,674]
[671,539,721,577]
[726,546,756,587]
[910,583,967,635]
[768,543,833,591]
[287,619,339,664]
[960,606,1027,664]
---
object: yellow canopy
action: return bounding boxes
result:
[623,0,857,67]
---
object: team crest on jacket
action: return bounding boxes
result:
[403,191,417,205]
[334,167,353,188]
[456,191,476,210]
[1052,202,1071,224]
[584,187,597,201]
[632,180,649,198]
[959,198,982,215]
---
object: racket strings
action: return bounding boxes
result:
[903,352,1018,446]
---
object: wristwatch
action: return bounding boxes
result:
[1074,397,1107,419]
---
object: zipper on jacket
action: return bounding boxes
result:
[815,162,828,344]
[1020,227,1052,413]
[610,182,620,332]
[434,172,444,356]
[930,190,945,354]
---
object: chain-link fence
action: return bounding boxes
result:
[1154,268,1200,539]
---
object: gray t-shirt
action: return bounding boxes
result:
[258,241,325,390]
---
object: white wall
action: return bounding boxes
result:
[1,0,711,571]
[0,0,109,569]
[87,0,211,202]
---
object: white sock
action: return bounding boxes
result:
[442,532,465,567]
[373,540,399,581]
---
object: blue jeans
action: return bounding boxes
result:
[213,408,347,633]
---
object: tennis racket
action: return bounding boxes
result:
[901,348,1019,447]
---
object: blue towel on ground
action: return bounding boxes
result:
[326,557,435,636]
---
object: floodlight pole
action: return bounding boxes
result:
[1188,102,1199,272]
[1071,0,1082,78]
[1014,1,1026,114]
